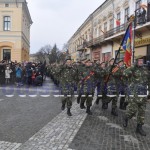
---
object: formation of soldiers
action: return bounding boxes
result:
[47,55,150,136]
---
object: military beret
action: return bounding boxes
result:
[135,55,144,60]
[109,58,115,62]
[84,59,91,63]
[117,59,124,63]
[81,58,86,61]
[100,62,105,65]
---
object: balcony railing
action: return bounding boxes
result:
[77,10,150,49]
[93,35,104,45]
[104,23,128,39]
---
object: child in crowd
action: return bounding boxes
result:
[5,66,13,84]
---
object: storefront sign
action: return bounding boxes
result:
[135,37,150,47]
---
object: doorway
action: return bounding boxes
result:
[3,49,11,61]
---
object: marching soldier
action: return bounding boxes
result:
[95,62,107,108]
[123,56,149,136]
[105,58,118,116]
[80,59,95,115]
[76,59,86,109]
[59,56,77,116]
[114,59,127,110]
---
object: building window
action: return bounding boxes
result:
[104,22,107,32]
[3,49,11,61]
[102,52,111,62]
[109,19,114,30]
[3,16,11,31]
[5,3,9,7]
[125,7,129,23]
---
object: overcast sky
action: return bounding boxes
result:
[27,0,105,54]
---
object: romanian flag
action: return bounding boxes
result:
[122,23,132,67]
[116,19,121,26]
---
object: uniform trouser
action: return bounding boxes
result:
[62,96,72,109]
[81,94,93,107]
[77,84,82,101]
[126,97,146,125]
[106,96,117,109]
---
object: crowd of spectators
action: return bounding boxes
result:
[0,60,46,87]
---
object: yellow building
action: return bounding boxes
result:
[0,0,32,62]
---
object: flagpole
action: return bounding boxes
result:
[132,11,137,64]
[105,23,131,84]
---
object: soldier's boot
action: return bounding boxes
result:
[61,103,65,110]
[67,108,72,116]
[111,108,118,116]
[86,106,92,115]
[96,97,100,105]
[124,102,128,110]
[136,124,146,136]
[102,103,106,109]
[123,116,129,127]
[77,95,81,104]
[104,103,108,109]
[102,102,108,109]
[80,103,86,109]
[119,97,125,110]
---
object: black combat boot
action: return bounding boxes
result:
[80,103,86,109]
[136,124,146,136]
[103,103,108,109]
[67,108,72,116]
[61,103,65,110]
[77,95,81,104]
[96,97,100,105]
[86,106,92,115]
[111,108,118,116]
[119,97,125,110]
[124,102,128,110]
[123,116,129,127]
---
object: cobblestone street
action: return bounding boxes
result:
[69,101,150,150]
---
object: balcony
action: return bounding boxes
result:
[76,8,150,50]
[104,23,128,39]
[93,35,104,45]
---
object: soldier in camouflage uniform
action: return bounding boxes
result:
[105,58,118,116]
[80,59,95,115]
[123,56,149,136]
[58,56,77,116]
[113,59,127,110]
[76,59,86,108]
[95,62,107,109]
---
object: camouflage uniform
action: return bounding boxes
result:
[123,56,149,136]
[113,60,127,110]
[58,60,77,116]
[76,62,85,105]
[105,59,118,116]
[80,60,95,115]
[95,62,107,107]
